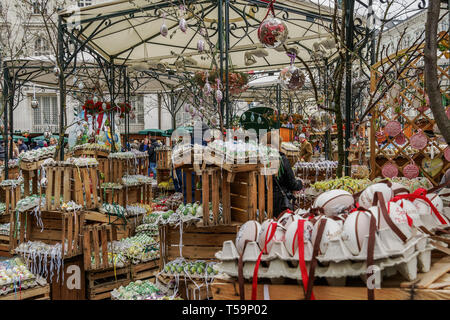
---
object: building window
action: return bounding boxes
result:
[77,0,92,7]
[34,37,50,56]
[32,96,59,132]
[32,1,47,15]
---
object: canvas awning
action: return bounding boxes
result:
[59,0,336,72]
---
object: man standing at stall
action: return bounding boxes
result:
[148,138,159,178]
[299,133,313,162]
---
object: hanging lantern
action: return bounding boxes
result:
[53,66,60,76]
[257,15,288,49]
[31,98,39,109]
[197,39,205,53]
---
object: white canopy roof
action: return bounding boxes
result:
[60,0,335,72]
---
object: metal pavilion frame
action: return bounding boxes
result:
[52,0,433,175]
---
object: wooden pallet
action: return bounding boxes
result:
[159,222,240,268]
[211,256,450,300]
[0,284,51,300]
[86,266,131,300]
[131,259,159,281]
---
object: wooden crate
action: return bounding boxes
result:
[83,210,131,240]
[137,156,149,176]
[49,254,86,300]
[184,166,273,226]
[0,284,51,300]
[131,259,159,281]
[159,222,240,268]
[211,256,450,300]
[44,165,99,210]
[21,160,44,197]
[157,274,212,300]
[24,210,85,259]
[156,168,171,185]
[72,148,110,158]
[83,223,119,271]
[86,266,131,300]
[2,185,24,255]
[156,149,172,170]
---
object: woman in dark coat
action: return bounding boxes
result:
[273,151,303,218]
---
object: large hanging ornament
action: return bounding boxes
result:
[31,98,39,109]
[279,52,305,91]
[410,130,428,150]
[160,13,168,37]
[257,14,288,49]
[310,111,332,132]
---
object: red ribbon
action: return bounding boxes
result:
[293,220,315,300]
[251,221,277,300]
[392,188,447,225]
[96,112,105,135]
[260,0,276,20]
[394,199,414,227]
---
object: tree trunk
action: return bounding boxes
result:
[424,1,450,144]
[335,99,345,177]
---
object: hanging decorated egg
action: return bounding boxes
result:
[216,89,223,103]
[53,66,60,76]
[179,18,187,33]
[197,39,205,53]
[102,102,107,112]
[257,15,288,49]
[444,146,450,162]
[160,23,168,37]
[93,95,99,104]
[279,65,305,91]
[203,82,212,96]
[78,81,85,90]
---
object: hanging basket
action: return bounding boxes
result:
[403,162,419,179]
[385,120,402,137]
[382,162,398,178]
[410,131,428,150]
[444,146,450,162]
[395,133,406,145]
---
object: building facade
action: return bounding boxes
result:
[1,0,175,135]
